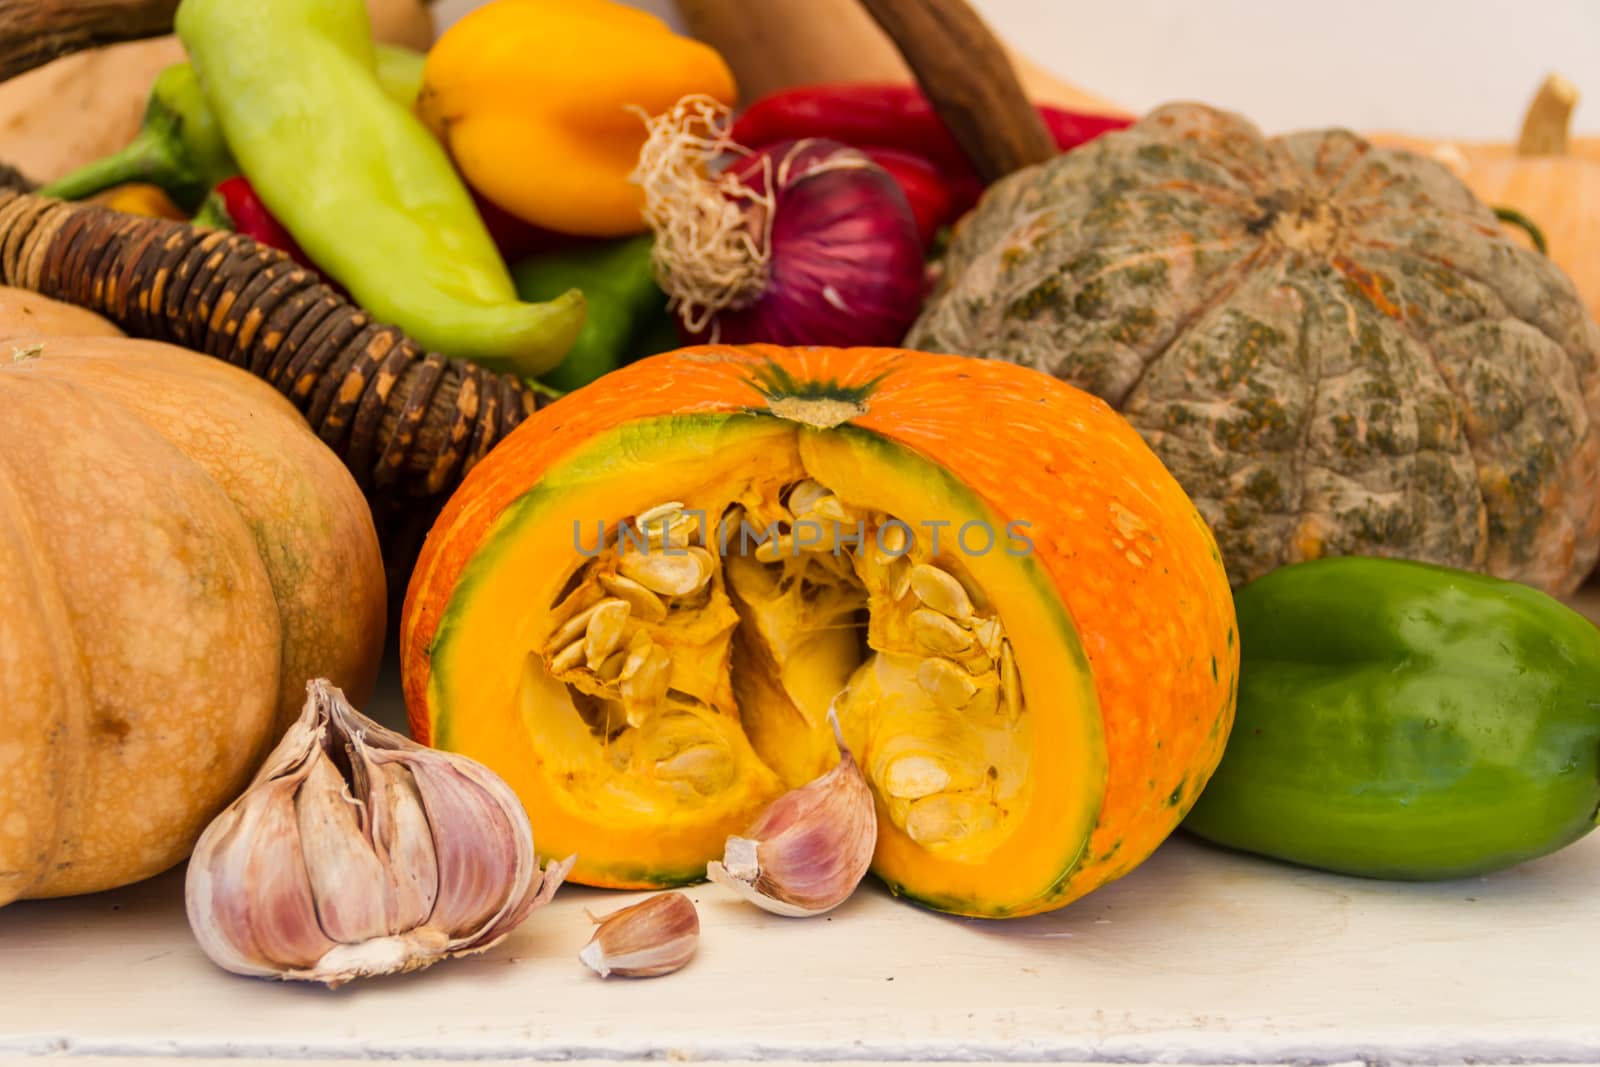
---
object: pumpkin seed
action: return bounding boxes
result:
[598,573,668,622]
[637,501,700,548]
[910,563,973,621]
[584,599,631,668]
[905,794,998,846]
[661,517,697,549]
[753,533,795,564]
[619,631,653,681]
[597,650,628,681]
[877,520,911,556]
[786,479,830,517]
[548,599,605,652]
[655,744,732,796]
[1000,640,1021,721]
[888,557,913,601]
[636,501,685,529]
[619,549,705,597]
[811,495,851,523]
[549,638,586,674]
[916,656,979,707]
[972,617,1003,660]
[621,645,673,708]
[882,755,952,799]
[687,546,717,584]
[909,608,972,655]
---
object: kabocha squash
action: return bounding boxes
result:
[910,103,1600,595]
[0,335,385,906]
[401,345,1237,918]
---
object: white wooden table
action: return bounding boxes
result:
[6,592,1600,1066]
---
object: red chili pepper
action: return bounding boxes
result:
[209,175,320,272]
[857,146,952,248]
[731,84,1133,218]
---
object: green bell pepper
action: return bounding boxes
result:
[175,0,584,377]
[1183,556,1600,879]
[513,234,674,393]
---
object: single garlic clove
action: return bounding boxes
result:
[370,761,441,935]
[184,679,573,987]
[296,755,395,943]
[705,712,877,917]
[185,772,337,977]
[578,891,700,979]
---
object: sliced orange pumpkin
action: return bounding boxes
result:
[401,345,1236,917]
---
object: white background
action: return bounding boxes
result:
[435,0,1600,139]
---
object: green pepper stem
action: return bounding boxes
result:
[189,188,233,231]
[38,132,182,204]
[1494,206,1549,255]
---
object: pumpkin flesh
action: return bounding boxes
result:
[403,346,1236,918]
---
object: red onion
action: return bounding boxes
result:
[631,96,926,348]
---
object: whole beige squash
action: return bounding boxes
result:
[0,328,386,905]
[911,103,1600,596]
[0,285,124,340]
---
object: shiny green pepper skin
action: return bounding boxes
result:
[1183,557,1600,879]
[514,234,670,394]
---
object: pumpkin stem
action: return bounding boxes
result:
[1493,206,1548,255]
[1516,73,1578,157]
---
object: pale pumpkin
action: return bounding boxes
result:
[1371,75,1598,327]
[911,103,1600,596]
[0,285,124,341]
[0,327,386,905]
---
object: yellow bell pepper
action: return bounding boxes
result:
[419,0,737,238]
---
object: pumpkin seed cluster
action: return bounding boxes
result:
[539,476,1030,858]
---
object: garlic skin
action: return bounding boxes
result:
[185,679,574,987]
[705,714,877,916]
[578,891,699,978]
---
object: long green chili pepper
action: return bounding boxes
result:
[40,44,430,217]
[175,0,584,377]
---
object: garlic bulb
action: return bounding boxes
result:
[185,679,573,987]
[706,714,877,916]
[579,892,699,978]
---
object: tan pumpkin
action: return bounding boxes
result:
[0,285,125,341]
[1371,74,1598,325]
[0,317,386,906]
